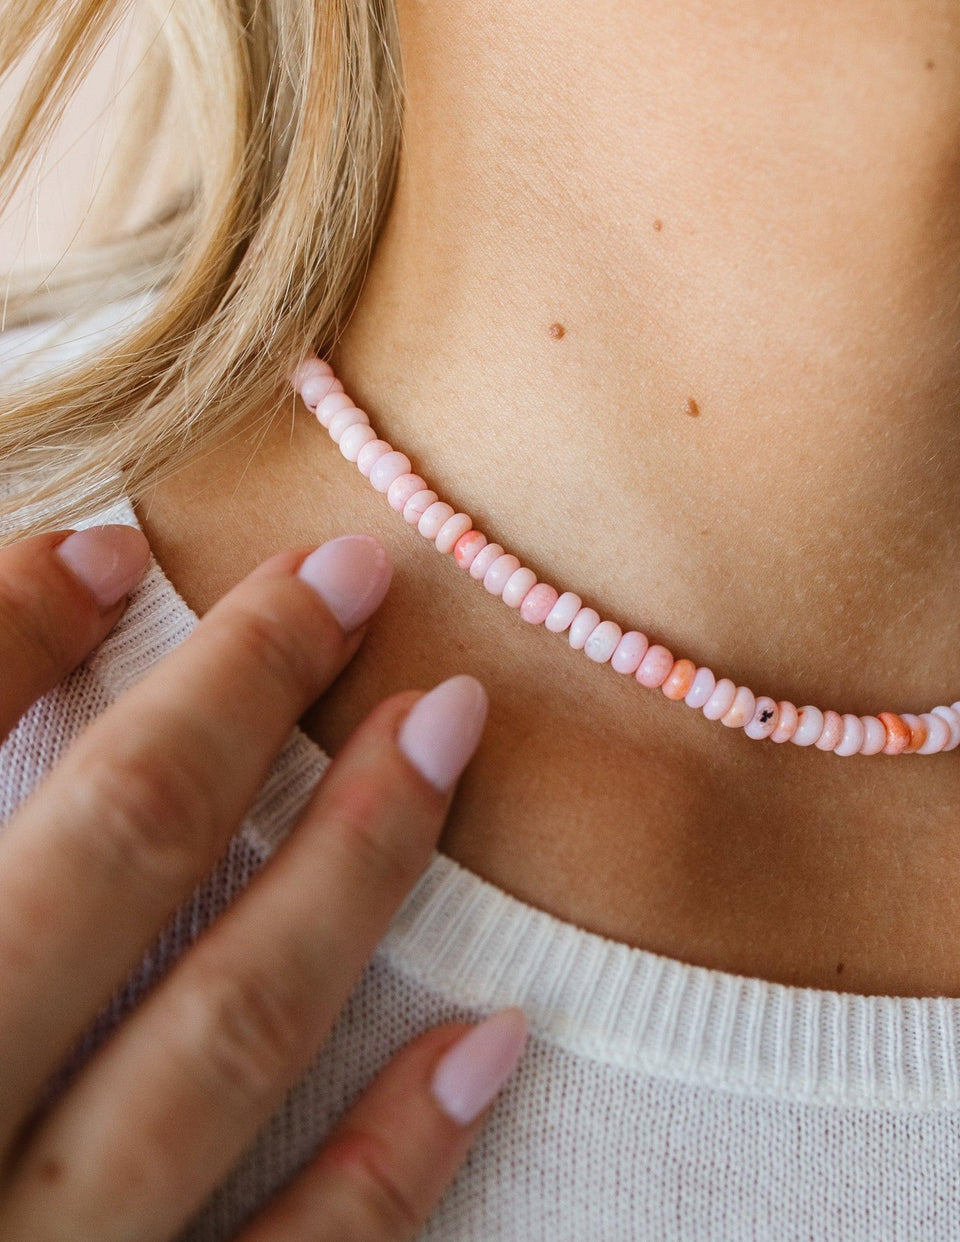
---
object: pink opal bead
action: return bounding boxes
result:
[297,365,339,410]
[661,658,697,702]
[791,706,824,747]
[611,631,649,675]
[744,696,780,740]
[834,713,865,756]
[636,644,674,689]
[502,566,538,608]
[858,716,887,755]
[419,501,456,540]
[435,512,473,555]
[327,405,369,442]
[814,709,844,751]
[454,530,488,570]
[918,712,950,754]
[369,450,412,493]
[301,374,340,408]
[469,542,504,580]
[316,389,354,427]
[356,438,392,477]
[931,705,960,751]
[702,678,737,721]
[770,700,799,743]
[402,489,439,525]
[568,607,601,651]
[290,357,330,404]
[721,686,756,730]
[684,666,716,709]
[338,422,377,461]
[520,582,559,624]
[484,553,521,596]
[544,592,582,634]
[387,472,428,513]
[584,619,622,663]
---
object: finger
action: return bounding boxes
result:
[3,676,488,1242]
[235,1010,528,1242]
[0,525,151,745]
[0,535,392,1140]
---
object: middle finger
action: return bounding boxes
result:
[0,537,391,1142]
[2,676,488,1242]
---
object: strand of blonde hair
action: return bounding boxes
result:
[0,0,403,545]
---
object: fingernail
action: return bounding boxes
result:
[431,1008,529,1126]
[297,534,392,632]
[55,525,151,610]
[397,673,488,793]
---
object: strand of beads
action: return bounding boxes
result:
[292,355,960,757]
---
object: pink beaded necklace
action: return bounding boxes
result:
[293,355,960,757]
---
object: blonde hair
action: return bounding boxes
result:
[0,0,403,544]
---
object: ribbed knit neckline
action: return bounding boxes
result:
[79,491,960,1115]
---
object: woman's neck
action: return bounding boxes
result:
[136,0,960,996]
[332,0,960,715]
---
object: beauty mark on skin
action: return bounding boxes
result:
[547,322,565,339]
[685,397,700,417]
[653,218,663,231]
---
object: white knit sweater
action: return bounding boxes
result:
[3,306,960,1241]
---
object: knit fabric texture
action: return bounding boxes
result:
[3,305,960,1240]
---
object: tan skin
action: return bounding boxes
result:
[137,0,960,998]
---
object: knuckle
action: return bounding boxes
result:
[323,770,423,896]
[322,1127,421,1238]
[78,743,222,894]
[223,605,323,704]
[0,579,73,685]
[184,956,308,1110]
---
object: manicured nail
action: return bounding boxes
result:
[431,1007,529,1126]
[397,673,488,793]
[297,534,392,632]
[55,525,151,610]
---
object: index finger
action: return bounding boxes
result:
[0,534,392,1139]
[0,526,151,745]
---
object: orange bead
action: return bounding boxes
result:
[879,712,911,755]
[661,658,697,701]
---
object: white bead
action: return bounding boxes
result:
[327,405,369,442]
[316,389,354,427]
[502,567,538,608]
[584,620,622,663]
[568,607,600,651]
[833,713,865,756]
[917,713,950,754]
[544,592,581,634]
[791,706,824,746]
[338,423,377,461]
[435,513,473,555]
[931,705,960,751]
[418,501,456,539]
[369,450,412,493]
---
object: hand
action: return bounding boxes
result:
[0,524,528,1241]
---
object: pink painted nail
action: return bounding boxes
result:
[397,674,488,792]
[297,534,392,632]
[431,1007,529,1126]
[54,525,151,610]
